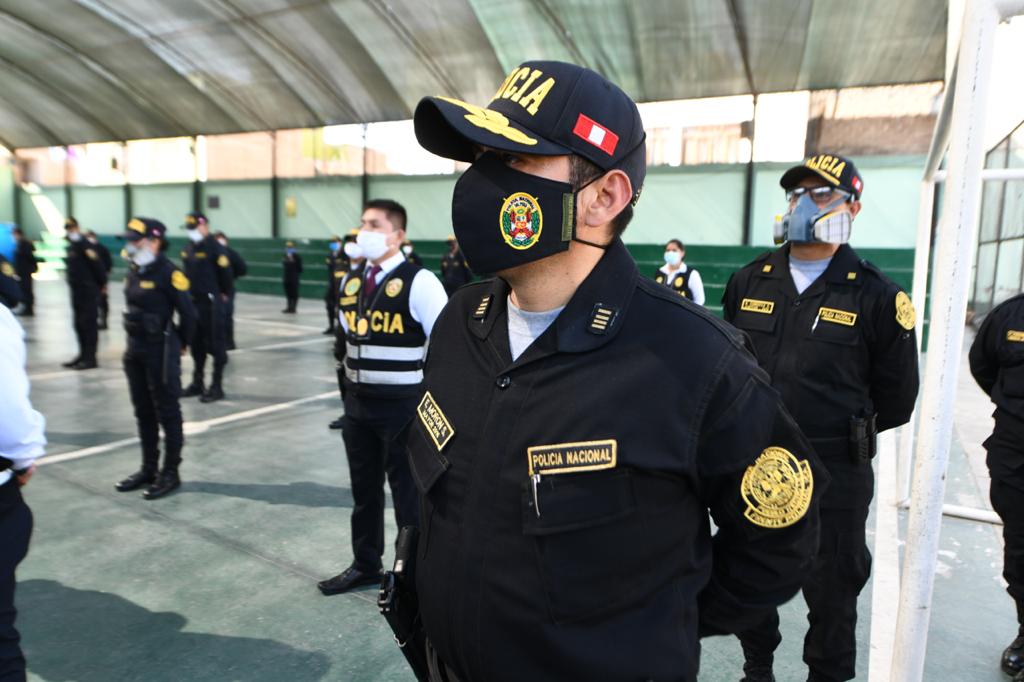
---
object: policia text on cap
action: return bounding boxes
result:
[377,60,829,682]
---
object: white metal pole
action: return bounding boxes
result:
[890,1,1002,679]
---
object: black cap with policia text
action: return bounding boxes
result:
[414,60,647,205]
[780,154,864,200]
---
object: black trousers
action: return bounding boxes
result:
[284,279,299,311]
[98,290,109,327]
[324,288,336,330]
[739,506,872,682]
[341,393,420,572]
[71,288,98,362]
[0,479,33,682]
[15,274,32,314]
[190,297,227,388]
[988,439,1024,627]
[224,291,236,348]
[124,337,184,472]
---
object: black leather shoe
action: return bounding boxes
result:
[1004,635,1024,675]
[143,471,180,500]
[741,659,775,682]
[62,357,81,368]
[200,385,225,403]
[116,470,157,492]
[181,382,204,398]
[71,359,98,370]
[322,327,334,335]
[317,566,382,595]
[226,342,237,351]
[328,416,344,429]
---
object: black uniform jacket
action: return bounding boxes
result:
[282,253,303,281]
[66,240,107,292]
[124,255,198,348]
[411,239,826,682]
[970,293,1024,465]
[226,247,247,280]
[181,236,233,300]
[14,240,37,277]
[723,243,919,508]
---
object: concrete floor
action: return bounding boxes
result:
[11,279,1016,681]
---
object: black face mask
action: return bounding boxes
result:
[451,152,604,275]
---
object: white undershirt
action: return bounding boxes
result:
[507,297,564,361]
[789,255,833,295]
[337,251,448,337]
[0,305,46,485]
[657,263,706,306]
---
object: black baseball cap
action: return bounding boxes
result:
[183,212,208,229]
[414,60,647,204]
[121,217,166,242]
[64,217,79,230]
[780,153,864,199]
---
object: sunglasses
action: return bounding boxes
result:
[786,186,851,204]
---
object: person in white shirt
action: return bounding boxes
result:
[0,302,46,679]
[654,239,705,305]
[318,199,447,596]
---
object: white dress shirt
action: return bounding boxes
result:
[657,263,706,306]
[338,250,448,337]
[0,305,46,485]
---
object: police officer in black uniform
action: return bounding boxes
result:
[12,228,37,316]
[282,240,303,313]
[180,212,233,403]
[317,199,447,596]
[402,240,423,266]
[85,230,113,330]
[439,236,471,296]
[323,235,345,334]
[215,231,247,350]
[969,293,1024,680]
[328,233,366,430]
[62,218,106,370]
[115,218,198,500]
[0,256,19,310]
[723,154,920,682]
[403,60,826,682]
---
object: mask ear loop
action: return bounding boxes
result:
[569,134,648,251]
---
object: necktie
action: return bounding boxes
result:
[363,265,382,299]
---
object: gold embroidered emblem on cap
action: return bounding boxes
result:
[527,440,617,476]
[171,271,189,292]
[127,219,146,234]
[385,279,404,298]
[490,68,556,115]
[817,307,857,327]
[344,278,361,296]
[417,391,455,451]
[741,298,775,314]
[436,97,538,146]
[1008,330,1024,342]
[804,155,845,186]
[741,446,814,529]
[895,291,916,330]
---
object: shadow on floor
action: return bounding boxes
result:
[18,579,331,682]
[184,481,353,508]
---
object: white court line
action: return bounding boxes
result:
[29,368,120,381]
[231,337,331,354]
[234,316,324,333]
[35,390,337,467]
[869,429,900,682]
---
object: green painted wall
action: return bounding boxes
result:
[367,175,459,240]
[279,176,362,238]
[131,183,192,230]
[200,180,272,237]
[17,186,67,240]
[70,185,125,235]
[629,164,746,245]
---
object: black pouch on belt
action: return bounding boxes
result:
[378,526,428,681]
[849,411,878,464]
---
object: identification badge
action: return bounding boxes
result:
[527,439,617,476]
[1008,330,1024,343]
[417,391,455,451]
[817,306,857,327]
[741,298,775,314]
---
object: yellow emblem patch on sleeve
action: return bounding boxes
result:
[417,391,455,451]
[171,270,190,291]
[86,248,98,261]
[894,291,915,330]
[1,262,14,277]
[741,447,813,529]
[217,254,230,268]
[385,279,404,298]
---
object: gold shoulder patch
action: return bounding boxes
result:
[171,270,190,291]
[86,248,98,260]
[895,291,915,330]
[1007,330,1024,343]
[385,278,404,298]
[1,262,14,277]
[741,447,813,529]
[741,298,775,315]
[217,254,230,268]
[417,391,455,451]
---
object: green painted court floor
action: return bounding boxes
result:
[13,279,1015,681]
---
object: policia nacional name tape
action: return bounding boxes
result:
[527,440,617,476]
[741,447,813,529]
[418,391,455,451]
[817,306,857,327]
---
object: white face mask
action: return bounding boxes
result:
[187,229,203,244]
[132,248,156,268]
[343,241,363,260]
[217,239,227,247]
[68,232,82,242]
[402,245,413,256]
[663,250,682,266]
[124,242,140,257]
[356,230,390,261]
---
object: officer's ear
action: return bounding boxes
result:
[848,199,862,219]
[578,169,632,238]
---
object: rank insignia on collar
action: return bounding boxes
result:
[588,304,618,335]
[846,271,857,280]
[472,294,492,320]
[762,264,773,273]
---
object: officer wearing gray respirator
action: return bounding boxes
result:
[723,153,920,682]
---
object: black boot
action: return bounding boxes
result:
[328,415,345,429]
[200,384,225,403]
[1004,633,1024,675]
[72,358,98,370]
[116,468,157,492]
[62,356,81,368]
[181,381,204,398]
[143,469,181,500]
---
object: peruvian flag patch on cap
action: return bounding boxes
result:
[573,114,619,156]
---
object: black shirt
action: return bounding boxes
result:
[970,293,1024,466]
[66,239,107,292]
[411,239,825,681]
[181,236,233,299]
[123,254,198,348]
[723,243,919,508]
